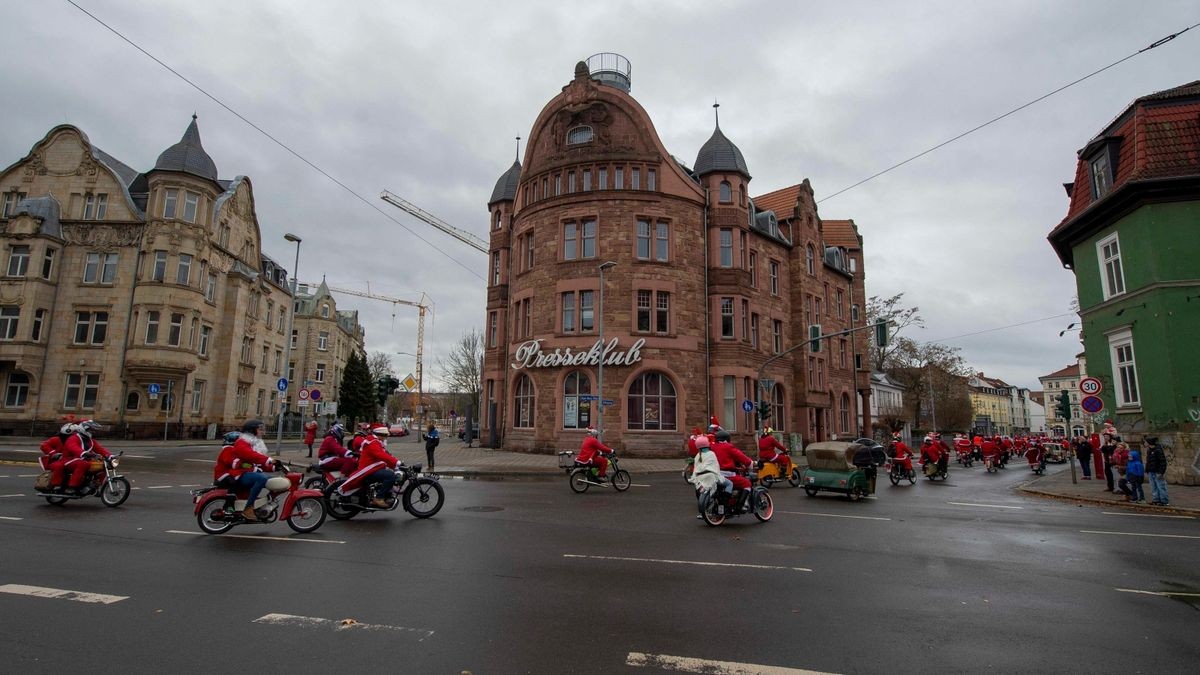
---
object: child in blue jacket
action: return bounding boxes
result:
[1125,449,1146,503]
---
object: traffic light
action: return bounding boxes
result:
[1056,390,1072,421]
[376,377,398,407]
[809,324,822,353]
[757,399,771,423]
[875,319,889,347]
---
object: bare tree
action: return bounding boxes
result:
[866,293,924,372]
[436,329,483,418]
[886,338,972,433]
[367,351,394,382]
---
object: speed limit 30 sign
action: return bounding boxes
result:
[1079,377,1103,396]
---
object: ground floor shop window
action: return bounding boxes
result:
[562,371,592,429]
[514,374,535,428]
[628,371,676,431]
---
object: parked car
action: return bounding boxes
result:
[388,423,410,437]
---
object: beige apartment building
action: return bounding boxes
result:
[287,280,365,420]
[0,120,362,438]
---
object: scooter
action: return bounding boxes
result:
[192,462,326,534]
[323,462,444,520]
[35,451,130,507]
[696,469,773,526]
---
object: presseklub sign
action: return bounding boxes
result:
[510,338,644,370]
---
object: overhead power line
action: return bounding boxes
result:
[922,313,1074,345]
[817,21,1200,204]
[65,0,484,281]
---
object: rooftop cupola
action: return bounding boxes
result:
[153,114,218,182]
[694,103,750,180]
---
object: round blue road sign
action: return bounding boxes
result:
[742,399,754,413]
[148,383,160,394]
[276,378,288,392]
[310,389,321,401]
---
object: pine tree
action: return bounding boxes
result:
[339,350,374,426]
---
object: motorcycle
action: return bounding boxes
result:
[1026,446,1047,475]
[682,455,694,483]
[955,444,974,467]
[695,468,773,526]
[35,451,130,507]
[982,451,1001,473]
[323,462,444,520]
[302,457,357,491]
[886,458,917,485]
[192,461,326,534]
[921,457,948,481]
[559,451,631,493]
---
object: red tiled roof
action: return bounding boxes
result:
[1041,364,1079,380]
[1030,391,1046,406]
[821,219,861,250]
[752,183,803,220]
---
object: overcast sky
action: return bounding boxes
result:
[4,1,1197,391]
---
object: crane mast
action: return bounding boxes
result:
[380,190,488,253]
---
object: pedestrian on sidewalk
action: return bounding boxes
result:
[1100,433,1118,492]
[1112,442,1132,499]
[1144,436,1170,506]
[303,416,319,457]
[422,422,440,472]
[1074,436,1093,479]
[1126,448,1146,503]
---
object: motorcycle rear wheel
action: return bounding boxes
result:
[699,493,725,526]
[888,470,900,486]
[197,501,235,534]
[101,476,131,507]
[44,495,69,506]
[287,496,327,533]
[848,486,865,502]
[403,478,445,518]
[302,476,328,491]
[752,488,774,522]
[611,470,631,492]
[323,486,359,520]
[804,486,818,498]
[788,467,802,487]
[569,470,590,493]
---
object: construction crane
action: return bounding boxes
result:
[299,282,433,405]
[380,190,488,254]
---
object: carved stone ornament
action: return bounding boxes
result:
[551,101,612,152]
[0,287,26,305]
[63,223,141,250]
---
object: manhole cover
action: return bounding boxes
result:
[461,506,504,512]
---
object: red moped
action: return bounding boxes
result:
[192,462,326,535]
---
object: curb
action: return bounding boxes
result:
[1016,478,1199,516]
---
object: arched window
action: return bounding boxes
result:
[841,392,851,435]
[627,371,677,431]
[160,391,174,412]
[562,371,593,429]
[126,391,140,411]
[321,304,330,318]
[567,126,593,145]
[805,245,815,275]
[772,384,786,430]
[718,181,732,203]
[514,374,535,428]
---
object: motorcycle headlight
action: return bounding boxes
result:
[110,458,119,467]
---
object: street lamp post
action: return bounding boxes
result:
[395,350,420,442]
[274,233,302,456]
[596,261,617,438]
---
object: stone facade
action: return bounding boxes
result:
[287,281,365,421]
[481,57,871,457]
[0,121,363,438]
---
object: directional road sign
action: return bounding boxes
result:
[276,377,288,392]
[602,399,615,407]
[1079,377,1103,396]
[1080,395,1104,414]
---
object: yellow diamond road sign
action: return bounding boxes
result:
[402,374,417,391]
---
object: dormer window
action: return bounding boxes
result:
[1091,153,1112,200]
[567,126,593,145]
[321,303,330,318]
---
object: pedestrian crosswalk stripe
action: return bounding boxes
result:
[0,584,127,604]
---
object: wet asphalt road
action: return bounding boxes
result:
[0,453,1197,674]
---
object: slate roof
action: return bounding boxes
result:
[154,115,219,182]
[489,161,521,205]
[13,195,63,238]
[93,147,139,187]
[693,126,750,178]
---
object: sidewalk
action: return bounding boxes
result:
[1018,465,1199,515]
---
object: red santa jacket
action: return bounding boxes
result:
[349,435,368,453]
[357,437,399,471]
[920,440,942,464]
[63,433,111,464]
[318,435,351,460]
[40,435,65,457]
[980,439,1001,458]
[576,436,612,464]
[213,437,273,482]
[757,434,787,461]
[712,441,752,472]
[893,441,914,460]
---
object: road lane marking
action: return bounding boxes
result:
[179,484,202,488]
[1080,530,1200,540]
[3,449,38,454]
[121,454,155,458]
[253,613,433,640]
[0,494,25,498]
[563,554,811,573]
[778,510,891,521]
[183,459,213,463]
[947,502,1023,509]
[166,529,344,544]
[630,483,653,487]
[1102,511,1195,520]
[0,516,22,521]
[1115,588,1200,598]
[0,475,9,478]
[17,474,38,478]
[0,584,127,604]
[626,651,836,674]
[145,485,173,489]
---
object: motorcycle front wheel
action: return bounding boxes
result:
[611,470,631,492]
[100,476,131,507]
[403,478,445,518]
[287,496,327,533]
[888,470,900,486]
[752,488,774,522]
[197,501,235,534]
[569,470,590,493]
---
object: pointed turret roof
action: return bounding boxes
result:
[153,114,219,182]
[694,113,750,179]
[489,160,521,205]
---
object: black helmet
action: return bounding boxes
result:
[222,430,241,445]
[241,419,265,433]
[715,430,731,442]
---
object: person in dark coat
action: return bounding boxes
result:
[1144,437,1169,506]
[1100,434,1118,492]
[422,422,440,472]
[1074,436,1093,479]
